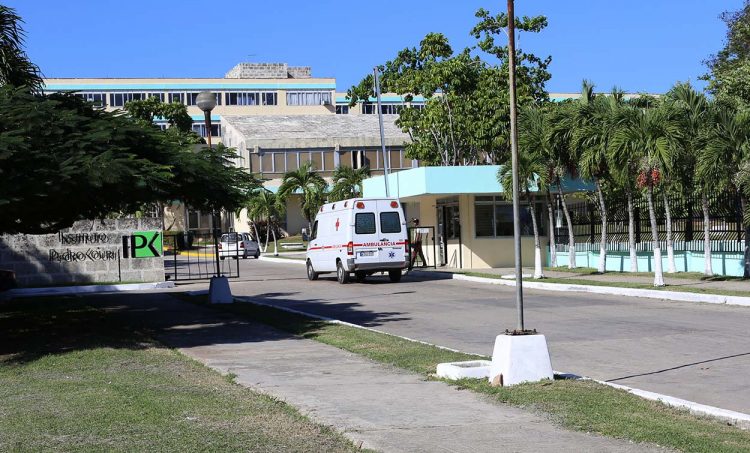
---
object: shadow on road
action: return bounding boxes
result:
[607,351,750,382]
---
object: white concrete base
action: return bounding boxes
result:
[489,334,554,386]
[436,360,492,380]
[208,276,233,304]
[0,281,174,300]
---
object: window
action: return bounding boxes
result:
[225,91,277,105]
[474,196,541,237]
[108,92,164,107]
[380,212,401,233]
[191,123,221,137]
[355,213,376,234]
[168,92,184,104]
[187,92,221,106]
[363,103,404,114]
[335,105,349,114]
[352,150,371,169]
[286,91,332,106]
[75,92,106,107]
[310,221,318,240]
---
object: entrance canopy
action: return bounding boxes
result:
[363,166,590,200]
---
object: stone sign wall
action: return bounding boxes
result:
[0,218,164,288]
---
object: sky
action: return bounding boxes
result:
[7,0,743,94]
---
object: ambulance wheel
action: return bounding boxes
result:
[306,260,319,281]
[388,270,402,283]
[336,261,350,284]
[355,271,367,283]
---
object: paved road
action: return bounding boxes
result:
[203,258,750,414]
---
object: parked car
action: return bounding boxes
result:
[219,232,260,260]
[306,197,408,284]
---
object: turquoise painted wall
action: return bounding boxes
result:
[550,248,745,277]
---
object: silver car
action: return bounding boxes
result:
[219,232,260,259]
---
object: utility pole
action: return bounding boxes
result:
[374,67,391,197]
[507,0,524,332]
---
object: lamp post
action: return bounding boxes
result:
[373,67,391,198]
[196,91,217,149]
[195,91,221,277]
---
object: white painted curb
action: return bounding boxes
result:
[225,295,750,428]
[448,273,750,307]
[2,281,175,299]
[258,255,305,265]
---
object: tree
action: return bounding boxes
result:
[329,166,371,202]
[245,189,285,254]
[0,5,42,92]
[499,114,547,278]
[278,162,327,233]
[699,106,750,278]
[124,96,194,133]
[611,105,681,286]
[704,1,750,109]
[668,83,713,276]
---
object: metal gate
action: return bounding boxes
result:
[407,226,437,270]
[163,230,240,281]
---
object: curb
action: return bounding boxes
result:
[258,255,306,265]
[442,273,750,307]
[229,295,750,429]
[1,281,175,299]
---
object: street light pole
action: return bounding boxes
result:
[507,0,524,332]
[374,67,391,198]
[196,91,220,276]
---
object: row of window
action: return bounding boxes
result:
[362,103,426,114]
[474,196,543,238]
[249,149,414,174]
[69,90,333,108]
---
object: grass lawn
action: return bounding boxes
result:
[545,266,747,282]
[0,296,367,453]
[204,298,750,453]
[264,235,308,254]
[461,271,750,298]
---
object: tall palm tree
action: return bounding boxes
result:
[278,162,327,233]
[548,103,580,269]
[668,83,713,275]
[612,105,681,286]
[699,106,750,278]
[498,130,547,279]
[0,6,43,92]
[245,189,285,254]
[571,81,621,274]
[328,165,371,202]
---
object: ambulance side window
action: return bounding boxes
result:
[311,221,318,241]
[355,213,376,234]
[380,212,401,233]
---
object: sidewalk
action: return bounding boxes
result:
[109,292,657,453]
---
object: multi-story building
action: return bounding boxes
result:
[43,62,423,235]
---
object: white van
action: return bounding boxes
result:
[306,198,408,284]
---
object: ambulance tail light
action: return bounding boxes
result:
[347,241,354,255]
[404,240,409,255]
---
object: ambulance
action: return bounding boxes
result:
[306,198,408,284]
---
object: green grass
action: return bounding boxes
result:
[265,235,308,254]
[0,297,368,453]
[461,271,750,298]
[199,297,750,453]
[545,266,747,282]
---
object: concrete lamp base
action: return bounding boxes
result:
[436,360,492,380]
[489,333,553,387]
[208,276,233,304]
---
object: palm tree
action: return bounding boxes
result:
[612,105,681,286]
[548,103,580,269]
[518,106,557,267]
[499,120,547,279]
[329,165,371,202]
[668,83,713,275]
[278,162,327,233]
[571,81,620,274]
[0,6,43,92]
[699,106,750,278]
[245,189,285,254]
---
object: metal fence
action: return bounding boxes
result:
[555,192,745,253]
[164,231,240,281]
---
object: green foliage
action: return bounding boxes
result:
[0,86,259,234]
[347,7,550,166]
[704,1,750,109]
[0,5,42,93]
[328,165,371,201]
[245,189,285,223]
[278,163,327,225]
[124,96,194,133]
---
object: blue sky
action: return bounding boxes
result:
[7,0,741,94]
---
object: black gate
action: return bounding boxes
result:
[164,230,240,281]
